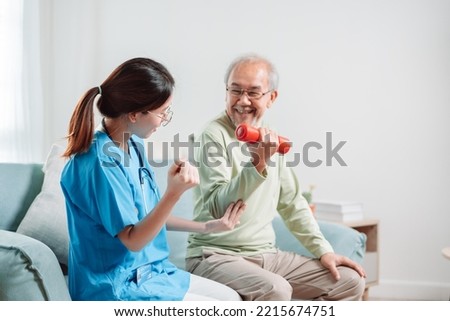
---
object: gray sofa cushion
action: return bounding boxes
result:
[0,230,70,300]
[0,163,44,231]
[16,145,69,266]
[274,217,366,263]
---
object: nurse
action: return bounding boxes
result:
[60,57,245,301]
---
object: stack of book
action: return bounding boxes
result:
[314,201,364,222]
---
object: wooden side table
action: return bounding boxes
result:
[343,219,379,300]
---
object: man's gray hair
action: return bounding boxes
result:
[224,54,279,90]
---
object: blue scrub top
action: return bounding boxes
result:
[60,131,190,300]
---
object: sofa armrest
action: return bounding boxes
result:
[0,230,71,300]
[273,217,367,263]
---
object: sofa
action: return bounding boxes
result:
[0,145,366,301]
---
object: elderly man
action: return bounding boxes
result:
[186,54,366,300]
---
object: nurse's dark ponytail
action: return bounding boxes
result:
[63,57,175,157]
[63,87,98,157]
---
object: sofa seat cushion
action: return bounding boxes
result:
[0,230,70,300]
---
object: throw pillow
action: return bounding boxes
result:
[17,144,69,266]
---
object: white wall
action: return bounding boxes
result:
[41,0,450,299]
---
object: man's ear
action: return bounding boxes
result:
[268,89,278,108]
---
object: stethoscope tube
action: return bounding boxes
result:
[101,119,158,214]
[133,143,159,214]
[139,167,154,213]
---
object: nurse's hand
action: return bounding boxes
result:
[166,160,199,198]
[203,200,246,233]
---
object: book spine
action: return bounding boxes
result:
[315,212,364,222]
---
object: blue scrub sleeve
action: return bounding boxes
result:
[92,162,139,237]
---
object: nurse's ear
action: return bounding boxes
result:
[128,112,138,123]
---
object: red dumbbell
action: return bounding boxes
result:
[235,123,291,154]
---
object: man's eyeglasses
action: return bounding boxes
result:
[144,107,173,126]
[226,86,273,100]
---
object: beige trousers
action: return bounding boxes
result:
[186,249,365,301]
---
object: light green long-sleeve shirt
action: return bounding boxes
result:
[186,112,333,258]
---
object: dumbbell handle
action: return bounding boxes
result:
[235,124,291,154]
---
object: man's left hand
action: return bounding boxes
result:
[320,252,366,280]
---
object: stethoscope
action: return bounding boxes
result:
[132,142,159,213]
[101,118,159,213]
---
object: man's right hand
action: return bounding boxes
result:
[247,127,280,173]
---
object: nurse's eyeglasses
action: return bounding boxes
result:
[143,107,173,127]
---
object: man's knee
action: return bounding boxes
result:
[339,267,366,300]
[256,274,293,301]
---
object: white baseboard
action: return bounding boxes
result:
[368,279,450,301]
